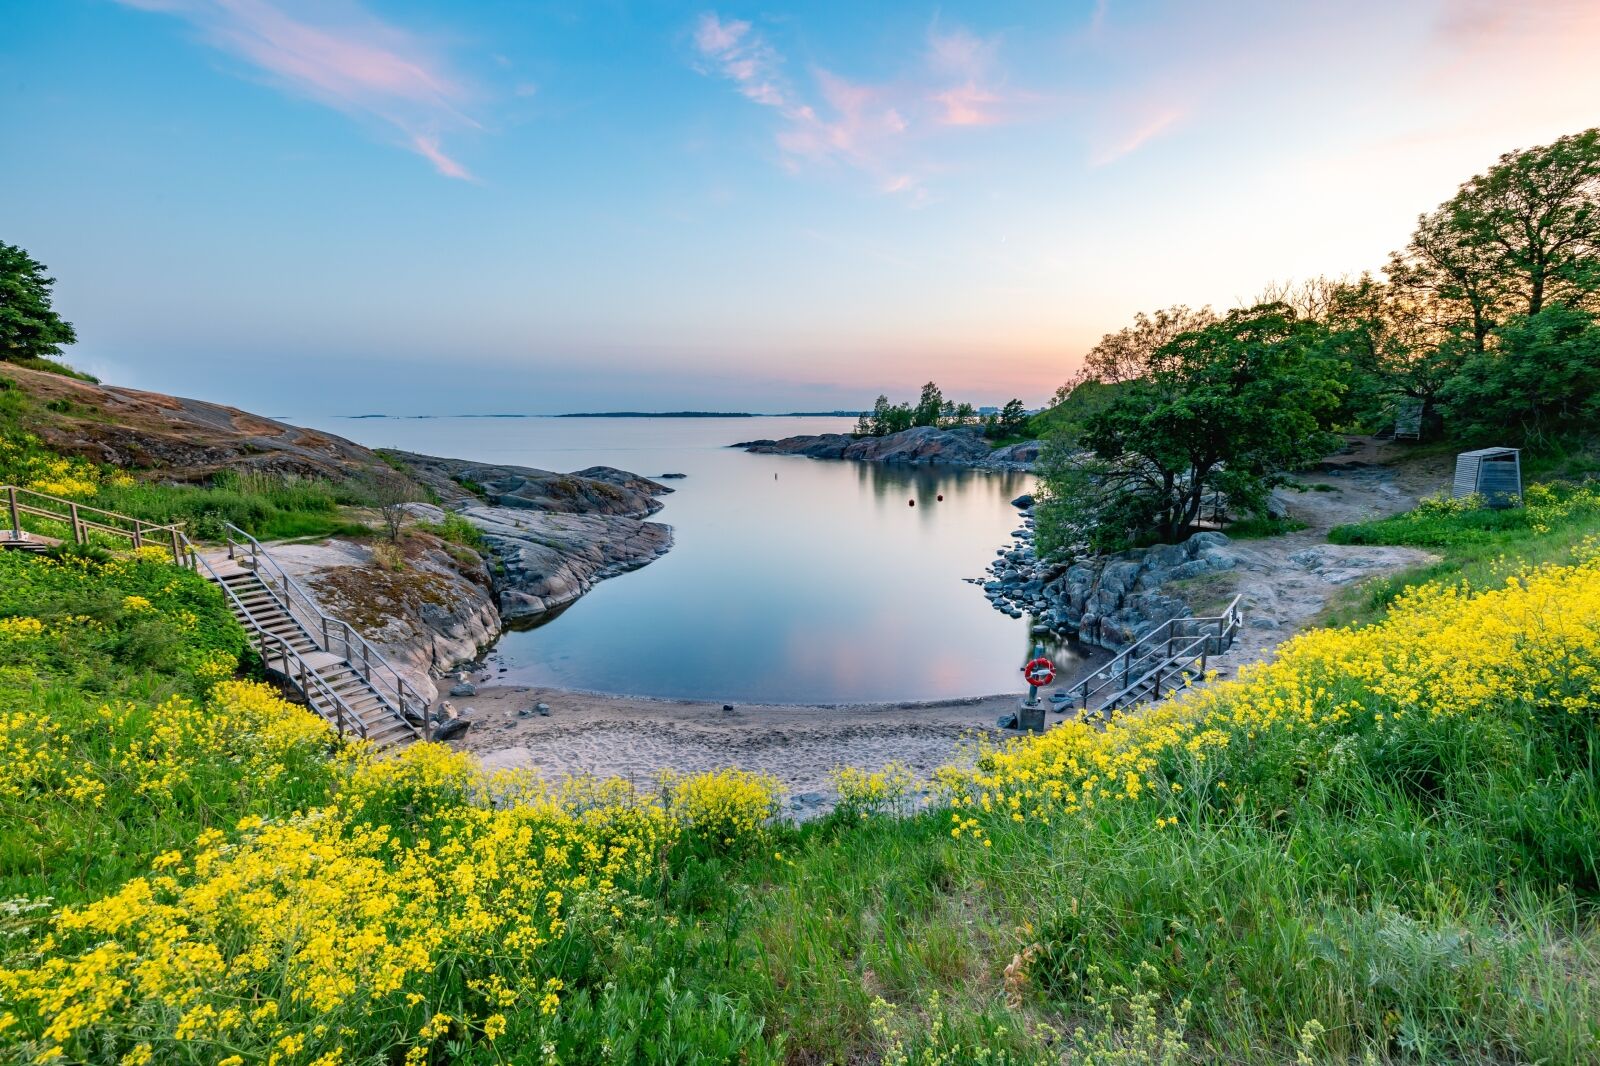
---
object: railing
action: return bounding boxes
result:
[189,542,369,738]
[5,484,424,743]
[1063,594,1243,718]
[220,522,431,736]
[3,484,186,561]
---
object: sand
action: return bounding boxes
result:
[446,680,1062,816]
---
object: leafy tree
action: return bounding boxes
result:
[0,242,77,364]
[1387,128,1600,354]
[1036,304,1345,555]
[913,381,945,428]
[952,401,976,425]
[1078,305,1216,385]
[990,399,1029,439]
[1440,304,1600,446]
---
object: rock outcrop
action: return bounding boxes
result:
[1,363,388,482]
[423,502,674,624]
[262,535,502,703]
[384,450,669,516]
[735,425,1040,471]
[979,518,1239,652]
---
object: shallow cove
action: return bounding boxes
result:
[318,415,1087,703]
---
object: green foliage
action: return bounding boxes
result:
[0,551,317,903]
[855,385,1002,437]
[1442,304,1600,445]
[1331,481,1600,549]
[416,511,486,549]
[986,398,1029,440]
[0,242,77,365]
[1324,480,1600,629]
[1037,303,1346,556]
[1027,378,1129,447]
[88,471,372,542]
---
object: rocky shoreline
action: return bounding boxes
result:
[977,504,1238,653]
[735,424,1041,471]
[263,457,677,704]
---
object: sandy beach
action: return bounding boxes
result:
[444,677,1061,816]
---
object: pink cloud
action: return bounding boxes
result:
[926,27,1009,127]
[692,12,1016,197]
[1090,105,1185,166]
[113,0,479,179]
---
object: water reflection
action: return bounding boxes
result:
[315,414,1085,703]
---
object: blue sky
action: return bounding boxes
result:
[3,0,1598,414]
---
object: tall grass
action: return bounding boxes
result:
[87,470,372,541]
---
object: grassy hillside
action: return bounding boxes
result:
[2,483,1598,1063]
[1,369,382,541]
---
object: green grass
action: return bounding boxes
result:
[415,511,486,549]
[2,380,382,542]
[86,471,375,541]
[0,551,346,906]
[0,356,100,382]
[1323,480,1600,627]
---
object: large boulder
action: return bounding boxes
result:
[386,451,668,517]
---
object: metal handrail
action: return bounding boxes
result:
[1065,594,1243,712]
[1100,632,1212,717]
[186,542,369,739]
[219,522,431,733]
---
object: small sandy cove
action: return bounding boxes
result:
[451,444,1444,816]
[449,681,1038,816]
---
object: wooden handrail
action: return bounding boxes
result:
[4,484,187,564]
[220,521,430,739]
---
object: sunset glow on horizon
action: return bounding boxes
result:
[4,0,1599,413]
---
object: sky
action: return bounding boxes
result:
[3,0,1599,415]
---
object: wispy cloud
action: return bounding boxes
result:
[925,26,1008,127]
[1090,105,1184,166]
[113,0,480,179]
[692,12,1017,199]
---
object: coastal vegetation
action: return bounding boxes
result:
[3,481,1599,1062]
[3,121,1599,1066]
[1034,127,1600,560]
[0,364,401,543]
[855,383,1029,441]
[0,242,81,379]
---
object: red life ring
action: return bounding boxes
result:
[1022,656,1055,687]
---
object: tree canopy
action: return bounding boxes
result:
[0,242,77,366]
[1037,304,1346,555]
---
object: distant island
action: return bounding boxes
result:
[337,410,867,420]
[559,410,867,418]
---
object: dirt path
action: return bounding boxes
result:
[1218,440,1447,669]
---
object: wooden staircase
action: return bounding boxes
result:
[4,483,431,749]
[209,560,420,749]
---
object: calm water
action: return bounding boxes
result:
[308,415,1087,703]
